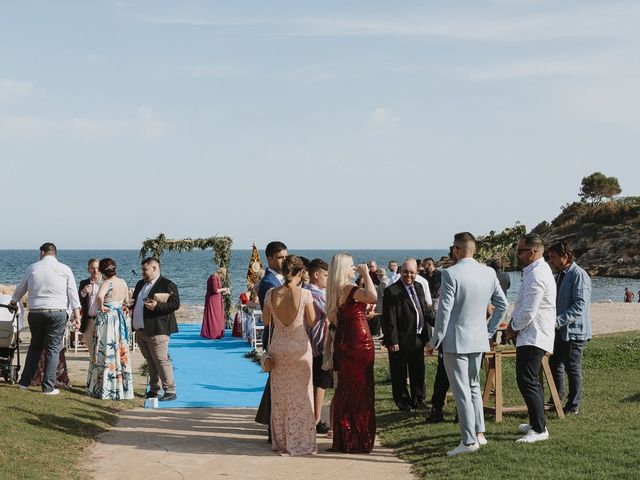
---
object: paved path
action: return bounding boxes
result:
[87,407,415,480]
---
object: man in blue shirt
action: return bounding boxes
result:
[547,241,592,415]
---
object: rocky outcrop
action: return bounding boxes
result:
[532,199,640,278]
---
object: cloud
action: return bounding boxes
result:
[0,106,172,141]
[0,78,36,103]
[137,3,640,42]
[367,108,400,131]
[188,64,254,79]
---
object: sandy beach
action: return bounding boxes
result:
[173,302,640,337]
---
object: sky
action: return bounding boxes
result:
[1,0,639,250]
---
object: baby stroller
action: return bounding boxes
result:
[0,303,21,384]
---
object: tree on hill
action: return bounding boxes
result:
[579,172,621,205]
[476,221,527,268]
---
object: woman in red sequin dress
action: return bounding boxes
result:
[326,254,378,453]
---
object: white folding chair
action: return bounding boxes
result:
[251,310,264,350]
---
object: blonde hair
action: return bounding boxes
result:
[326,252,355,325]
[217,267,227,278]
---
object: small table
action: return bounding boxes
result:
[482,348,564,422]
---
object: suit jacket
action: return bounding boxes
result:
[131,276,180,336]
[382,280,430,352]
[555,262,591,342]
[429,258,508,354]
[258,269,282,311]
[78,278,94,333]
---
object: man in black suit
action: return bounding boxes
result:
[382,258,431,411]
[131,257,181,402]
[78,258,101,358]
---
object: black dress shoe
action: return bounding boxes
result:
[412,401,428,410]
[145,390,160,399]
[397,404,412,412]
[425,408,444,423]
[316,421,330,434]
[563,406,579,415]
[159,392,177,402]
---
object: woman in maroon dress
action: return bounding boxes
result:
[326,253,378,453]
[200,267,230,339]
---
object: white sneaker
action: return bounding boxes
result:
[516,427,549,443]
[43,389,60,396]
[476,433,488,446]
[447,442,480,457]
[518,423,530,434]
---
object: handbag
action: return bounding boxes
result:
[260,324,274,372]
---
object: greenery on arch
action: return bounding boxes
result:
[139,233,234,318]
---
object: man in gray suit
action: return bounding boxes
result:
[427,232,508,457]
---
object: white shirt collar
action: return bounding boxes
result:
[268,268,284,284]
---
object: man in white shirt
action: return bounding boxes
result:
[506,234,557,443]
[9,243,81,395]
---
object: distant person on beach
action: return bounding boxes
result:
[200,267,230,339]
[78,258,102,359]
[304,259,332,435]
[382,258,431,412]
[388,260,400,283]
[9,242,81,395]
[327,253,377,453]
[547,242,591,415]
[624,287,634,302]
[426,233,507,456]
[505,234,556,443]
[263,255,317,455]
[131,258,181,402]
[255,241,288,440]
[86,258,134,400]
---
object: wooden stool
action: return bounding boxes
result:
[482,349,564,422]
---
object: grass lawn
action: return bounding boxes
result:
[375,333,640,480]
[0,378,145,480]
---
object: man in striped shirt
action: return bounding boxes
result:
[305,258,332,434]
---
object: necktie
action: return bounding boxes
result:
[409,285,425,333]
[557,271,565,289]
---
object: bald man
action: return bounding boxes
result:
[382,259,432,411]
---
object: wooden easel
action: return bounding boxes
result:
[482,348,565,422]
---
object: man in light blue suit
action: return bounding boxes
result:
[427,232,508,457]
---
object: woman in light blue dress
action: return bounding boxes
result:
[86,258,134,400]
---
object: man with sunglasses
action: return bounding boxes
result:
[505,234,556,443]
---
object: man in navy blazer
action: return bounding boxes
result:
[547,241,591,415]
[254,241,288,435]
[427,232,507,457]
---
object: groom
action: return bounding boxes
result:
[254,241,288,438]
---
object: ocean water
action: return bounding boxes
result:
[1,249,638,305]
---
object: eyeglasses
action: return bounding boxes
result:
[517,248,537,254]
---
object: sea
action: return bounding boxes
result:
[1,249,639,306]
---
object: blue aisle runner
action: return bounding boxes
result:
[155,324,266,408]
